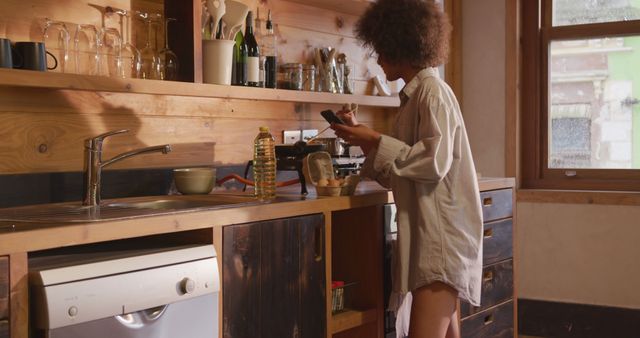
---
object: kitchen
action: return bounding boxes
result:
[0,0,638,337]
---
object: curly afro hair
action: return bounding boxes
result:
[355,0,452,68]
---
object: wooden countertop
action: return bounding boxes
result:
[0,178,514,255]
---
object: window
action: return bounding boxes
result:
[522,0,640,190]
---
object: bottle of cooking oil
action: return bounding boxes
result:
[253,126,276,201]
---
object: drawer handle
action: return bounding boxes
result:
[484,313,494,325]
[483,197,493,207]
[483,228,493,238]
[483,270,494,282]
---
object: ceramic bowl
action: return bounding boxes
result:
[173,168,216,194]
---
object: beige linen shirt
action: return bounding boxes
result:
[362,67,483,306]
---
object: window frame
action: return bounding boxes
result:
[522,0,640,191]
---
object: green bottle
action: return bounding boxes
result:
[233,31,247,86]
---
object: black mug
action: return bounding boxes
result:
[13,41,57,71]
[0,38,21,69]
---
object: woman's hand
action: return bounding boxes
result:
[336,105,359,127]
[331,123,381,155]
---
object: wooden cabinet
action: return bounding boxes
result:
[331,205,384,337]
[222,214,326,338]
[461,188,516,338]
[0,256,7,338]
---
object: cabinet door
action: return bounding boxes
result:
[461,301,514,338]
[0,320,7,338]
[0,256,8,338]
[460,260,513,317]
[296,215,326,338]
[482,219,514,265]
[223,214,326,338]
[223,222,262,338]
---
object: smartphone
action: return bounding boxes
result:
[320,109,345,125]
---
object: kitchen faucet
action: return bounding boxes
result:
[82,129,172,206]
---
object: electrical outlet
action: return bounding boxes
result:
[283,130,302,144]
[302,129,318,142]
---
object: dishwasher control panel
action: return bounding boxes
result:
[29,245,220,330]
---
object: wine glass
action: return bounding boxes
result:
[113,9,141,79]
[137,12,162,80]
[158,18,179,81]
[43,19,70,73]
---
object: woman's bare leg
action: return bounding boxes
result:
[445,309,460,338]
[408,282,458,338]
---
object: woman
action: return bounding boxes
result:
[331,1,483,337]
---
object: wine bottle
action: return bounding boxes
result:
[262,10,277,89]
[245,11,260,87]
[233,30,247,86]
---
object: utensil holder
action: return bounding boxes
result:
[203,39,234,85]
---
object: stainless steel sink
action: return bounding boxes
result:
[108,195,255,210]
[0,194,258,223]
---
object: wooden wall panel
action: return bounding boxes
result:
[0,87,390,123]
[0,87,393,174]
[0,0,397,175]
[235,0,388,94]
[270,1,359,38]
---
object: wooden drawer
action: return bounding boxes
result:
[0,320,7,338]
[482,219,513,265]
[460,260,513,318]
[480,189,513,222]
[461,300,514,338]
[0,257,7,320]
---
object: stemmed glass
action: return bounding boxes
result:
[137,11,162,80]
[158,18,179,81]
[113,9,141,79]
[43,19,70,73]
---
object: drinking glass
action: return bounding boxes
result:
[42,19,70,73]
[137,12,162,80]
[114,9,141,78]
[74,24,100,75]
[158,18,179,81]
[100,27,122,77]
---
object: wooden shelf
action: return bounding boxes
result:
[289,0,375,16]
[0,69,399,108]
[331,308,377,334]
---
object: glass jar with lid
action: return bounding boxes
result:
[280,63,303,90]
[302,64,316,91]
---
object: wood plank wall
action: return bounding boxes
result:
[0,0,395,175]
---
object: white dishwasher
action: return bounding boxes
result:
[29,244,219,338]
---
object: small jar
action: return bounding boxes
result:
[302,64,316,91]
[343,65,355,94]
[280,63,303,90]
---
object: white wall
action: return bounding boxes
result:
[517,202,640,309]
[462,0,506,178]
